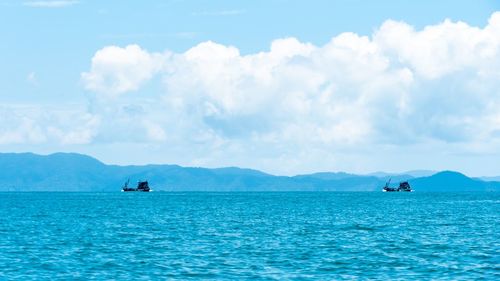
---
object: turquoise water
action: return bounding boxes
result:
[0,192,498,280]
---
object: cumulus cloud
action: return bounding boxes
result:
[156,25,500,148]
[5,12,500,174]
[77,13,500,147]
[81,45,168,97]
[374,15,500,79]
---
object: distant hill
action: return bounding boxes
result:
[410,171,500,192]
[0,153,498,192]
[0,153,108,191]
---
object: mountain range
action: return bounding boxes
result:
[0,152,499,192]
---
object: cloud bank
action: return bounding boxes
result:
[4,13,500,173]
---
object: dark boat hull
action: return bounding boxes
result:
[122,189,151,192]
[383,188,413,192]
[122,180,151,192]
[383,181,413,192]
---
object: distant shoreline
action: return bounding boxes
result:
[0,152,499,192]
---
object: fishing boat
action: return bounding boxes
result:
[382,178,413,192]
[122,179,151,192]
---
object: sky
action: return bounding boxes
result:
[1,0,500,176]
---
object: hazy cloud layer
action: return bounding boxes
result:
[3,13,500,173]
[23,0,79,8]
[0,105,98,145]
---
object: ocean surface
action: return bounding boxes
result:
[0,192,498,280]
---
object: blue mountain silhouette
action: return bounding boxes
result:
[0,153,498,192]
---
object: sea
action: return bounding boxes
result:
[0,192,498,280]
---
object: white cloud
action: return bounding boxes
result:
[81,45,168,97]
[160,13,500,149]
[374,17,500,79]
[0,105,99,145]
[5,12,500,174]
[78,13,500,150]
[23,0,79,8]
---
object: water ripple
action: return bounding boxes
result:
[0,192,498,280]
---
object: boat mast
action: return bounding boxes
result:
[385,178,391,188]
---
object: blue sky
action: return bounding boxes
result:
[1,0,500,175]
